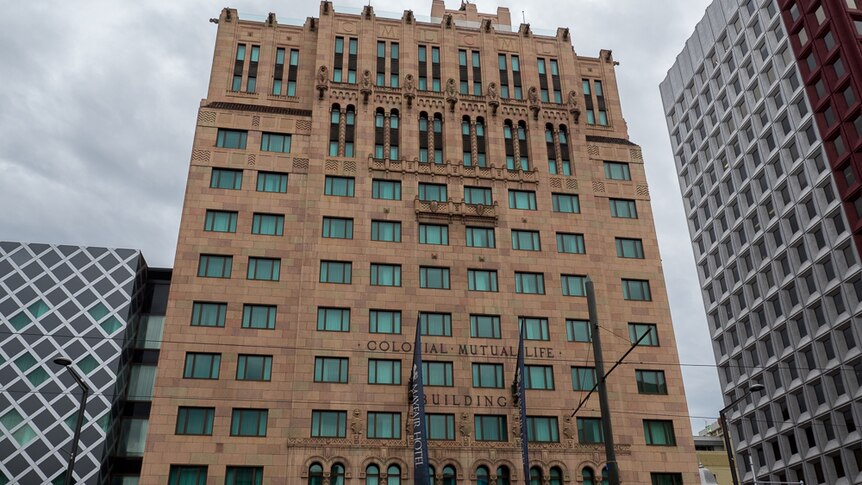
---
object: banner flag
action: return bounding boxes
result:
[410,315,430,485]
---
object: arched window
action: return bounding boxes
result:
[549,467,562,485]
[389,109,400,160]
[309,463,324,485]
[601,465,609,485]
[419,112,430,162]
[462,116,472,166]
[582,467,595,485]
[475,117,487,167]
[495,466,510,485]
[517,121,529,170]
[529,467,542,485]
[476,466,490,485]
[442,465,456,485]
[433,114,444,164]
[344,105,356,157]
[375,108,386,159]
[387,464,401,485]
[366,465,380,485]
[429,465,436,484]
[331,464,345,485]
[558,125,571,175]
[329,104,341,156]
[503,120,516,170]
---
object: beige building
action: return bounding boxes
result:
[140,1,700,484]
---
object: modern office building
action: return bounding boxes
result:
[0,242,171,484]
[661,0,862,483]
[140,1,700,483]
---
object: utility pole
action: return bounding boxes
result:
[586,277,620,485]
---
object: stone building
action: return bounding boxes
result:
[140,1,699,483]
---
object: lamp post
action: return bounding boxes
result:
[54,357,90,485]
[718,383,765,485]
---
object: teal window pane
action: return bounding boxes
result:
[317,308,350,332]
[636,370,667,394]
[368,359,401,385]
[610,199,638,218]
[204,210,237,233]
[420,267,450,289]
[615,238,644,258]
[556,233,585,254]
[426,414,455,440]
[508,190,537,210]
[571,366,596,391]
[242,305,277,329]
[321,217,353,239]
[168,465,207,485]
[464,187,493,205]
[470,315,501,338]
[566,319,591,342]
[419,313,451,336]
[466,227,495,248]
[371,221,402,242]
[604,161,631,180]
[422,361,453,386]
[231,408,268,436]
[252,214,284,236]
[527,416,559,442]
[551,194,580,213]
[418,183,447,202]
[622,279,651,301]
[474,415,507,441]
[562,275,587,296]
[512,230,541,250]
[314,357,349,383]
[515,272,545,294]
[211,169,242,189]
[525,365,554,390]
[419,224,448,245]
[577,417,603,443]
[370,310,401,334]
[468,270,498,292]
[370,264,401,287]
[237,355,272,381]
[520,317,549,341]
[247,258,280,281]
[644,420,676,446]
[77,355,99,374]
[372,179,401,200]
[216,129,248,149]
[628,323,659,346]
[226,467,263,485]
[183,353,220,379]
[128,364,157,400]
[320,261,352,284]
[324,176,355,197]
[27,367,50,387]
[311,410,347,437]
[260,133,292,153]
[14,353,37,372]
[176,407,215,435]
[367,412,401,439]
[472,363,503,388]
[256,172,288,193]
[197,255,232,278]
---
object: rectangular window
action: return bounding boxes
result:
[242,304,276,329]
[191,302,227,327]
[561,275,587,297]
[419,224,449,245]
[472,363,504,388]
[512,230,541,251]
[369,310,401,334]
[526,416,559,442]
[636,369,667,394]
[515,272,545,294]
[650,473,683,485]
[286,49,299,96]
[419,183,447,202]
[420,312,452,336]
[321,217,353,239]
[197,254,232,278]
[216,129,248,149]
[204,210,237,233]
[470,314,501,338]
[610,199,638,218]
[256,171,288,193]
[175,407,215,435]
[644,420,676,446]
[251,213,284,236]
[552,193,580,213]
[509,190,537,210]
[168,466,207,485]
[368,359,401,385]
[629,323,659,346]
[370,263,402,287]
[233,44,246,91]
[314,357,349,383]
[566,319,591,342]
[260,132,291,153]
[604,161,631,180]
[525,365,555,390]
[211,168,243,190]
[615,238,644,258]
[577,417,604,443]
[420,266,450,289]
[466,227,495,248]
[422,361,453,386]
[520,317,550,341]
[247,257,280,281]
[475,415,508,441]
[367,412,401,439]
[556,233,585,254]
[324,176,355,197]
[311,410,347,437]
[373,179,402,200]
[426,414,455,440]
[571,366,596,391]
[319,260,352,284]
[226,467,263,485]
[622,279,651,301]
[371,220,402,242]
[464,186,493,205]
[468,269,498,292]
[183,353,220,379]
[317,307,350,332]
[236,355,272,381]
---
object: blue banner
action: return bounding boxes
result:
[410,315,430,485]
[514,323,530,484]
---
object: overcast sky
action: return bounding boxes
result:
[2,0,719,432]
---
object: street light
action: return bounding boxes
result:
[719,382,765,485]
[54,357,90,485]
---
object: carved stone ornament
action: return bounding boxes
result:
[445,78,458,112]
[360,69,373,104]
[567,90,581,124]
[528,86,541,120]
[316,66,329,100]
[404,74,416,109]
[487,81,499,116]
